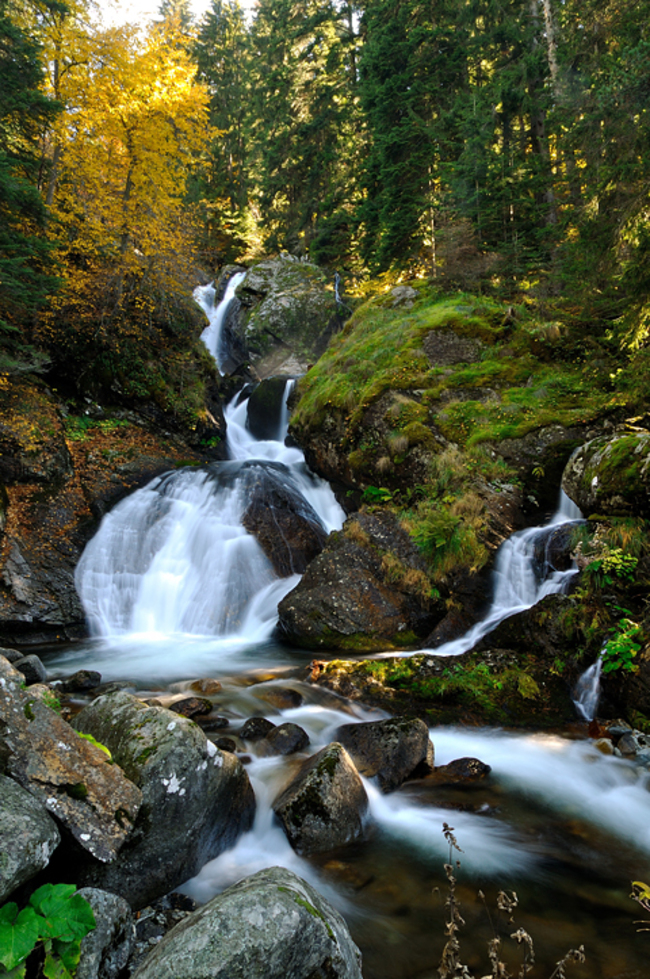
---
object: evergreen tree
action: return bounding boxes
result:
[0,0,61,367]
[158,0,193,29]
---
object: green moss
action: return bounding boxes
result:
[277,888,335,939]
[23,701,35,721]
[63,781,88,800]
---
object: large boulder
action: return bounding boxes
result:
[334,717,434,793]
[241,462,328,576]
[72,691,255,908]
[232,257,343,377]
[0,775,61,901]
[131,867,363,979]
[562,431,650,517]
[0,656,142,863]
[273,743,368,854]
[277,510,442,652]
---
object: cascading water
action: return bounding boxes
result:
[418,490,583,657]
[573,647,604,721]
[194,270,247,374]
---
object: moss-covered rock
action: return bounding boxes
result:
[233,257,343,376]
[562,431,650,517]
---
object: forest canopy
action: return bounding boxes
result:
[1,0,649,391]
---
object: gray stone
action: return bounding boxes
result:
[263,722,310,756]
[13,653,48,685]
[131,867,363,979]
[0,656,142,863]
[0,775,61,901]
[0,647,23,664]
[76,888,135,979]
[273,742,368,854]
[73,691,256,908]
[562,431,650,516]
[423,329,484,366]
[334,717,434,792]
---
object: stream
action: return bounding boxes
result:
[42,284,650,979]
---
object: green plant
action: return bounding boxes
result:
[601,610,642,674]
[0,883,95,979]
[40,691,61,714]
[361,485,393,504]
[76,731,113,761]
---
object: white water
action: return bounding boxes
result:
[417,491,582,658]
[195,270,247,374]
[574,649,604,721]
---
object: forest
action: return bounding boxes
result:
[2,0,650,400]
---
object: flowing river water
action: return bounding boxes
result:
[42,285,650,979]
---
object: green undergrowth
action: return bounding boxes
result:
[321,652,574,726]
[291,280,628,451]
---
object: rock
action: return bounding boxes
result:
[246,377,294,442]
[0,646,23,663]
[532,523,577,576]
[232,258,343,377]
[273,742,368,854]
[593,739,615,756]
[277,510,441,652]
[130,867,363,979]
[391,285,418,307]
[430,757,492,785]
[562,431,650,516]
[76,888,135,979]
[262,723,310,756]
[0,657,142,863]
[0,775,61,901]
[169,697,213,718]
[189,678,222,695]
[72,691,255,908]
[254,686,303,710]
[240,716,276,741]
[57,670,102,693]
[241,462,327,577]
[423,329,484,366]
[334,717,434,792]
[215,737,237,753]
[12,653,48,685]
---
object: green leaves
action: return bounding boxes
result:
[0,904,40,973]
[0,885,95,979]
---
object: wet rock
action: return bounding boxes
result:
[532,523,577,576]
[334,717,434,793]
[76,888,135,979]
[430,757,492,785]
[562,431,650,517]
[273,742,368,854]
[189,678,222,696]
[169,697,213,718]
[277,510,441,652]
[241,463,328,577]
[58,670,102,693]
[12,653,48,685]
[262,722,310,756]
[593,739,615,756]
[0,775,61,901]
[0,656,142,863]
[240,716,276,741]
[246,377,293,442]
[0,647,23,664]
[129,893,198,973]
[231,257,343,377]
[130,867,363,979]
[202,716,230,732]
[255,686,304,710]
[214,737,237,753]
[72,691,256,908]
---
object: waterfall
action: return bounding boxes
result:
[418,491,582,658]
[74,288,344,644]
[573,649,604,721]
[194,271,247,375]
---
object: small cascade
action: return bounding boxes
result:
[194,271,246,375]
[420,490,583,658]
[573,649,604,721]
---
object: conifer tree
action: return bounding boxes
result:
[0,0,61,362]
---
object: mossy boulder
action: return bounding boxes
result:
[71,691,255,908]
[233,257,343,377]
[277,510,442,652]
[334,717,434,792]
[562,431,650,517]
[273,743,368,854]
[130,867,363,979]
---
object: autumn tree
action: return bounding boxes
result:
[36,13,212,411]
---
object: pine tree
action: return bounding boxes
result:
[158,0,193,29]
[0,0,61,362]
